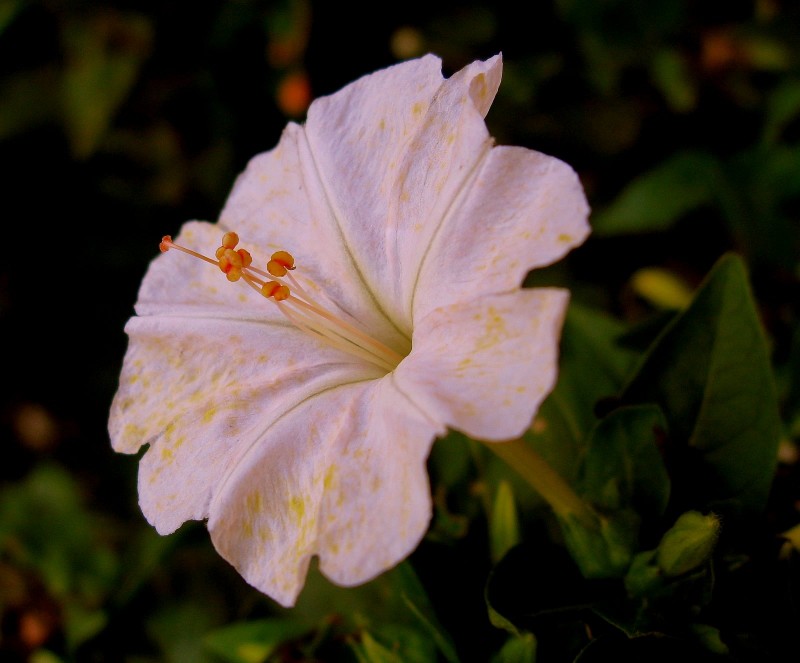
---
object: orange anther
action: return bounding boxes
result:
[159,236,173,253]
[221,232,239,249]
[267,250,296,277]
[261,280,290,301]
[226,268,242,282]
[215,246,226,260]
[237,249,252,268]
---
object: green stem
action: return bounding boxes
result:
[486,437,597,528]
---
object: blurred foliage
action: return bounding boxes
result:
[1,0,799,661]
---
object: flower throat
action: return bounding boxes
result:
[160,232,403,373]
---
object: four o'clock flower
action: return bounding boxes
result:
[108,53,590,607]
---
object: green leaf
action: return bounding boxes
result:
[350,627,437,663]
[203,619,312,663]
[291,561,459,663]
[524,303,638,486]
[0,464,118,602]
[592,151,721,236]
[555,406,670,579]
[491,633,537,663]
[620,253,781,516]
[650,49,696,113]
[558,509,639,578]
[490,481,521,563]
[578,405,670,518]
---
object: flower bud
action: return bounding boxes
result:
[656,511,720,577]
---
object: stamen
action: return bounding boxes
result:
[159,234,405,372]
[267,250,296,277]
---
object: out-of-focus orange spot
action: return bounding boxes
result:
[701,29,740,72]
[19,610,53,649]
[276,71,311,117]
[390,26,425,59]
[13,403,59,452]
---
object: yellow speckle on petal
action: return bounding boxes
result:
[203,408,216,423]
[558,233,573,243]
[161,446,173,461]
[412,102,423,115]
[379,118,386,130]
[475,307,508,351]
[290,496,305,520]
[246,491,263,515]
[323,464,338,490]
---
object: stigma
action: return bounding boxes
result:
[160,233,403,372]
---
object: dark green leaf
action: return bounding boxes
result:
[620,253,781,516]
[578,405,670,518]
[491,633,536,663]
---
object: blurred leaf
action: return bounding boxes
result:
[147,603,220,663]
[651,49,696,113]
[762,79,800,145]
[204,618,312,663]
[592,151,721,236]
[620,254,781,516]
[29,652,65,663]
[111,526,179,608]
[490,481,521,564]
[60,11,153,158]
[725,144,800,269]
[63,604,107,652]
[491,633,536,663]
[0,464,117,602]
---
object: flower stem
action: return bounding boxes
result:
[486,437,597,528]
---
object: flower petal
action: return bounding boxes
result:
[113,217,421,583]
[219,116,416,355]
[412,146,590,320]
[109,309,381,534]
[299,54,502,333]
[395,288,570,441]
[207,377,439,607]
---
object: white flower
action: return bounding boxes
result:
[108,54,590,606]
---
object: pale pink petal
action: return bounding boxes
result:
[221,55,503,345]
[304,54,502,331]
[207,378,439,607]
[412,146,590,319]
[219,113,417,357]
[109,219,383,533]
[395,288,570,441]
